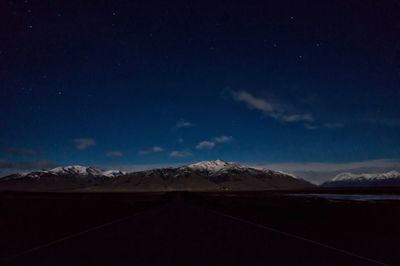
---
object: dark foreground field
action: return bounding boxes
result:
[1,191,399,266]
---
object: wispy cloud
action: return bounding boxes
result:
[231,90,314,123]
[169,150,192,158]
[324,122,344,128]
[4,147,38,156]
[176,119,194,128]
[106,151,124,157]
[196,141,216,150]
[196,135,234,150]
[214,136,233,144]
[152,146,164,152]
[74,138,96,150]
[139,146,164,155]
[305,124,319,130]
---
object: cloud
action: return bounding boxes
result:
[139,146,164,155]
[214,136,233,144]
[74,138,96,150]
[106,151,124,157]
[176,119,194,128]
[281,114,314,123]
[231,90,314,123]
[196,141,216,150]
[152,146,164,152]
[324,122,344,128]
[304,124,319,130]
[196,135,234,150]
[305,122,344,130]
[169,150,192,158]
[4,147,38,156]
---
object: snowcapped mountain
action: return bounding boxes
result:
[47,166,125,178]
[322,171,400,187]
[0,160,313,192]
[3,165,125,180]
[0,166,125,191]
[182,160,297,177]
[94,160,313,192]
[48,165,103,176]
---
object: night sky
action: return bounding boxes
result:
[1,1,399,179]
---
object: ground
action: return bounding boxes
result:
[1,191,398,266]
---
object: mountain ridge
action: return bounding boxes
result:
[0,160,313,192]
[322,170,400,187]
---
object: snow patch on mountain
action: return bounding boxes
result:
[186,160,241,172]
[103,170,126,177]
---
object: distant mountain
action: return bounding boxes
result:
[0,165,125,191]
[87,160,314,192]
[322,171,400,188]
[0,160,313,192]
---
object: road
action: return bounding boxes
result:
[4,198,388,266]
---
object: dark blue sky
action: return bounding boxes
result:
[1,0,399,173]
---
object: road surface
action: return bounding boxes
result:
[4,198,388,266]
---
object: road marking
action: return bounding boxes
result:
[204,207,391,266]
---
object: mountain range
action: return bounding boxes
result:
[322,171,400,188]
[0,160,312,192]
[2,160,400,191]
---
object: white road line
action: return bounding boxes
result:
[204,207,391,266]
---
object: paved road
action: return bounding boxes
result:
[5,199,388,266]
